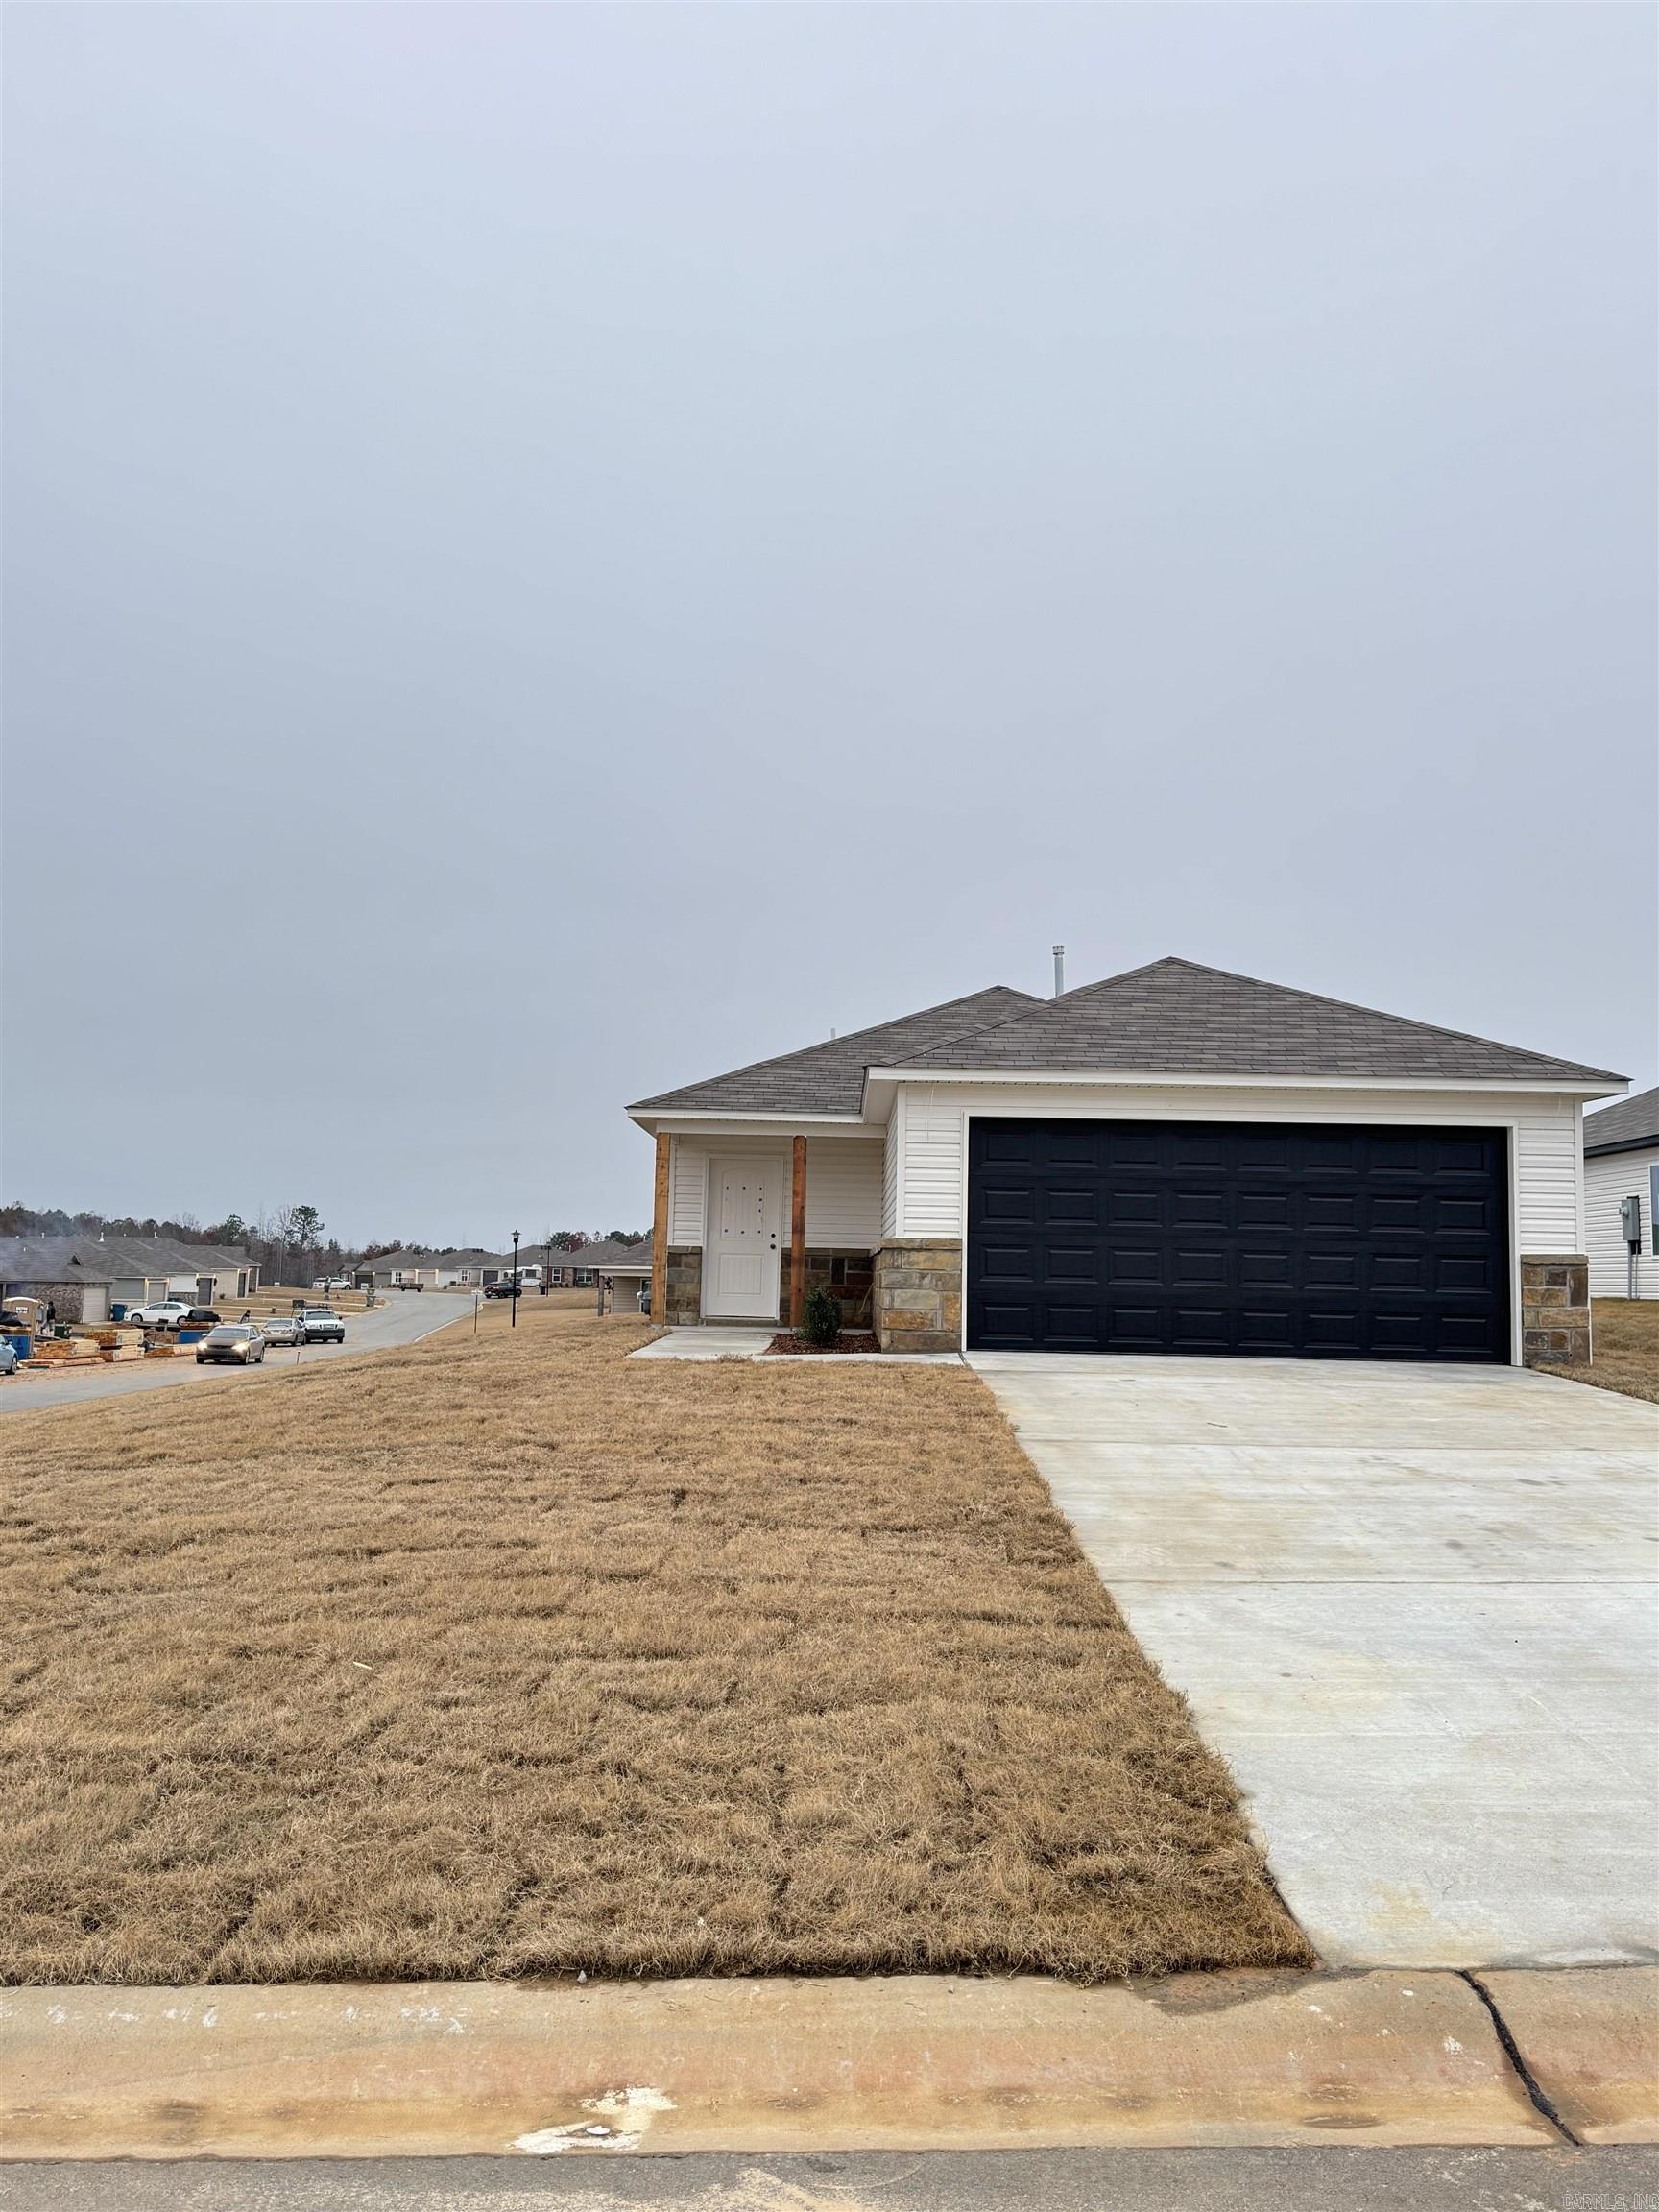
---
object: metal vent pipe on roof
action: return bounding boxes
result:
[1052,945,1066,998]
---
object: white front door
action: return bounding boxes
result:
[704,1158,783,1319]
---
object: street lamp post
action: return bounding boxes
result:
[510,1231,520,1327]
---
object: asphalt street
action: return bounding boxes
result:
[0,1290,479,1414]
[4,2147,1655,2212]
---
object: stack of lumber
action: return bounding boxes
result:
[26,1337,102,1368]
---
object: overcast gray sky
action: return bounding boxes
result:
[4,4,1653,1246]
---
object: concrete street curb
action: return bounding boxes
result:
[1474,1968,1659,2145]
[6,1968,1634,2161]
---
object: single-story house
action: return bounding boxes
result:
[0,1236,260,1322]
[545,1252,599,1286]
[627,956,1625,1366]
[1582,1086,1658,1301]
[433,1249,515,1287]
[577,1236,652,1314]
[352,1250,440,1289]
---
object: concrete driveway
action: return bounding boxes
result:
[0,1292,474,1416]
[970,1353,1659,1970]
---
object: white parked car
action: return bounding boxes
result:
[124,1300,195,1330]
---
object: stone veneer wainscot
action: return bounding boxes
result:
[874,1238,962,1354]
[1519,1254,1591,1367]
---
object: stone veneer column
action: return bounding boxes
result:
[874,1238,963,1354]
[1519,1254,1590,1366]
[664,1249,703,1325]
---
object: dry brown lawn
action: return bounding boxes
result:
[1553,1297,1659,1405]
[0,1300,1310,1986]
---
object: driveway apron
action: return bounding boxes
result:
[969,1353,1659,1968]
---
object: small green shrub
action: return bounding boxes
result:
[800,1285,841,1347]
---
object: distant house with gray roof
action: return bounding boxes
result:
[0,1236,259,1323]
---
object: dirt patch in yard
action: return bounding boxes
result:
[0,1301,1310,1986]
[1552,1298,1659,1406]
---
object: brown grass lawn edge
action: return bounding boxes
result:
[1550,1298,1659,1406]
[0,1300,1313,1986]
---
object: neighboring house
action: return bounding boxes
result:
[353,1248,534,1289]
[627,956,1625,1367]
[1582,1087,1659,1301]
[0,1236,260,1322]
[433,1250,514,1287]
[545,1251,603,1286]
[352,1250,440,1289]
[578,1236,652,1313]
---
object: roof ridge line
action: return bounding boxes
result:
[895,954,1624,1081]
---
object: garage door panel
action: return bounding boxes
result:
[1174,1190,1227,1225]
[977,1242,1035,1282]
[1371,1195,1425,1231]
[1046,1187,1098,1224]
[1170,1305,1230,1344]
[1173,1248,1228,1285]
[1239,1191,1291,1226]
[1046,1246,1098,1284]
[1240,1250,1293,1287]
[967,1118,1509,1362]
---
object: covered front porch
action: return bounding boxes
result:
[644,1125,884,1333]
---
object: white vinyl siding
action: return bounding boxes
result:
[668,1133,882,1250]
[881,1097,902,1239]
[668,1139,709,1245]
[1585,1144,1659,1299]
[893,1081,1585,1258]
[803,1137,884,1248]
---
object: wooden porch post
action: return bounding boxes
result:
[790,1134,807,1330]
[651,1134,670,1322]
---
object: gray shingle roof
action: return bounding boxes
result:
[894,959,1625,1085]
[1583,1086,1658,1155]
[0,1235,256,1284]
[630,987,1042,1117]
[577,1235,652,1272]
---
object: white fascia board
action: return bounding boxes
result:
[867,1067,1626,1098]
[627,1108,879,1137]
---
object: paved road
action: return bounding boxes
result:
[6,2147,1654,2211]
[972,1352,1659,1969]
[0,1292,478,1415]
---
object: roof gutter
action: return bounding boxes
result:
[1583,1132,1659,1159]
[864,1067,1627,1096]
[627,1107,875,1135]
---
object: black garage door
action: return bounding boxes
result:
[967,1118,1510,1362]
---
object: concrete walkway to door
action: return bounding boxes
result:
[969,1352,1659,1970]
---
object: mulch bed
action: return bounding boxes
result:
[766,1332,881,1356]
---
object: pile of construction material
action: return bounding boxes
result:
[25,1326,151,1368]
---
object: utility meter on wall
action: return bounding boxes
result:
[1621,1194,1644,1247]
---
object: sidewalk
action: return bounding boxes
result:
[3,1967,1653,2160]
